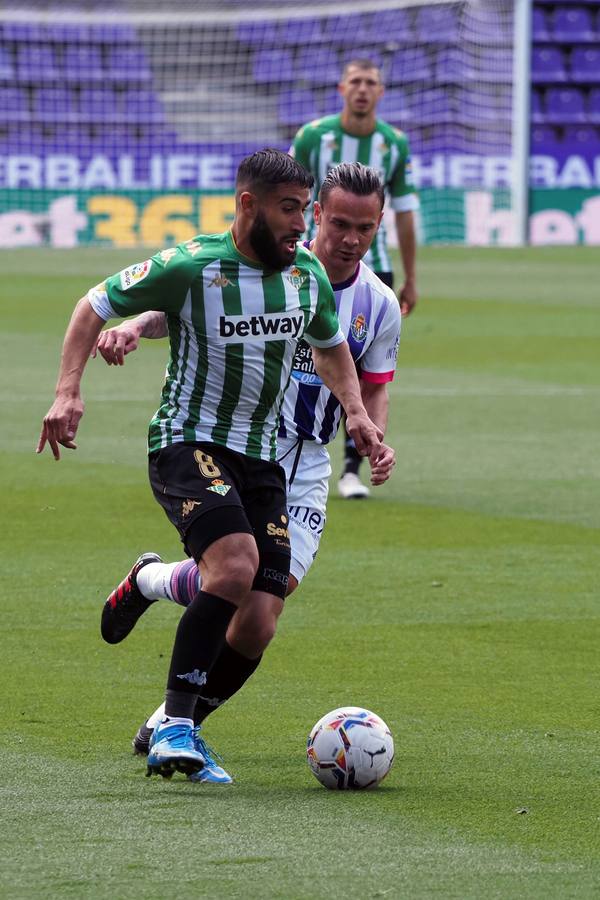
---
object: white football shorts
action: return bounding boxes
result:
[277,436,331,585]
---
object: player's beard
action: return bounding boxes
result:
[249,211,297,271]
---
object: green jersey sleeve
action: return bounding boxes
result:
[291,121,317,172]
[98,246,196,319]
[304,266,344,348]
[389,129,419,211]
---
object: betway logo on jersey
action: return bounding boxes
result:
[218,312,304,343]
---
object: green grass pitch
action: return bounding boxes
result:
[1,245,599,898]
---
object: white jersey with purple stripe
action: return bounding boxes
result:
[278,255,401,444]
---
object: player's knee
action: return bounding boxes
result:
[286,575,299,596]
[208,551,258,600]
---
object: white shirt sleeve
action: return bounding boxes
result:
[360,297,402,381]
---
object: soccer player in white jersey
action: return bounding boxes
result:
[292,58,419,499]
[37,149,384,783]
[95,163,400,783]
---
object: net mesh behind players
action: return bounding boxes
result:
[0,0,515,248]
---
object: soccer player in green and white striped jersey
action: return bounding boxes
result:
[291,58,419,498]
[37,149,384,782]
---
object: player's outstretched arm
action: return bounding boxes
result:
[311,341,383,460]
[395,210,418,316]
[37,297,106,460]
[93,310,168,365]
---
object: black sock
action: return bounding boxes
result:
[194,642,262,724]
[165,591,236,719]
[343,440,363,476]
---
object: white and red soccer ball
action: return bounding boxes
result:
[307,706,394,790]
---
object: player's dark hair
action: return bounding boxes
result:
[236,148,314,193]
[341,58,383,82]
[319,163,385,210]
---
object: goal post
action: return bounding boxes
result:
[0,0,521,249]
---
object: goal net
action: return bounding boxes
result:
[0,0,516,249]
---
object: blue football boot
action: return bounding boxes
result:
[188,727,233,784]
[146,721,206,779]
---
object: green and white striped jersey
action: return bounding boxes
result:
[88,231,343,461]
[291,114,419,273]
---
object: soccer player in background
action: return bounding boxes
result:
[37,149,384,782]
[96,163,401,783]
[291,58,418,499]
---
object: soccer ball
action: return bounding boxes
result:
[306,706,394,790]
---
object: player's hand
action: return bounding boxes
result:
[36,395,84,460]
[92,322,141,365]
[369,442,396,486]
[345,412,383,461]
[399,279,417,317]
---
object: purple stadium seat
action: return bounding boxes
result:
[253,49,294,84]
[321,14,366,45]
[237,21,279,46]
[562,124,600,151]
[0,87,30,121]
[531,47,568,83]
[0,46,15,80]
[436,47,469,81]
[294,48,339,84]
[458,86,512,123]
[45,24,91,42]
[33,87,77,123]
[105,48,152,82]
[414,5,459,42]
[321,88,342,115]
[588,89,600,123]
[461,5,512,44]
[531,89,545,123]
[362,9,414,43]
[17,44,61,81]
[278,89,320,125]
[89,24,137,44]
[532,8,551,41]
[409,88,453,125]
[545,87,587,122]
[570,47,600,82]
[552,7,595,41]
[436,47,512,83]
[340,49,384,72]
[377,88,408,125]
[63,46,105,83]
[122,90,165,124]
[388,48,433,84]
[276,17,323,46]
[530,124,560,153]
[78,87,121,123]
[3,22,47,41]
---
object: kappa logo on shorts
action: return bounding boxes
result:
[181,499,202,518]
[119,259,152,290]
[263,567,289,588]
[206,479,231,497]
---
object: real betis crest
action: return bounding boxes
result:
[286,266,307,290]
[206,479,231,497]
[350,313,368,342]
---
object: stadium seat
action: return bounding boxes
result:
[377,88,408,125]
[252,49,294,84]
[562,124,600,152]
[320,89,342,116]
[237,21,279,47]
[321,14,366,46]
[78,87,122,123]
[16,44,61,82]
[388,48,433,84]
[278,89,319,126]
[411,88,453,125]
[458,86,512,123]
[45,24,91,43]
[532,8,551,41]
[570,47,600,83]
[588,88,600,123]
[105,48,153,82]
[89,24,137,44]
[275,17,323,46]
[530,124,560,154]
[414,5,459,42]
[2,22,47,41]
[340,49,384,72]
[0,87,30,121]
[0,46,15,81]
[293,48,339,84]
[63,46,105,83]
[121,89,165,124]
[32,87,77,123]
[552,6,596,42]
[461,5,512,44]
[531,47,568,83]
[362,9,414,43]
[544,87,587,122]
[530,89,546,123]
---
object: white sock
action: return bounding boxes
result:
[136,562,180,601]
[161,716,194,729]
[145,703,166,730]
